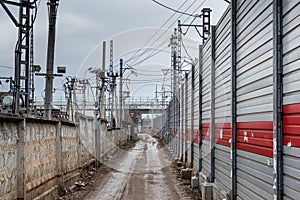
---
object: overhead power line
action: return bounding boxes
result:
[128,0,207,68]
[128,0,201,67]
[123,0,190,66]
[152,0,199,17]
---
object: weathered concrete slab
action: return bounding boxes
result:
[0,113,127,199]
[181,168,192,180]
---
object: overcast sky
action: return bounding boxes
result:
[0,0,229,101]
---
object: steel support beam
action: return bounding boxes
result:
[100,41,106,119]
[184,72,188,164]
[0,1,18,26]
[231,0,237,199]
[209,26,216,183]
[181,81,184,161]
[119,59,123,127]
[198,45,203,175]
[273,0,283,199]
[0,0,34,7]
[190,64,195,168]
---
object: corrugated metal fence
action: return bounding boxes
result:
[163,1,300,199]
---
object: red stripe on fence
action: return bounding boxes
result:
[236,136,273,148]
[236,130,273,139]
[283,115,300,125]
[237,122,273,130]
[180,105,300,156]
[215,123,231,129]
[194,129,199,144]
[283,104,300,114]
[187,128,191,141]
[283,104,300,148]
[215,123,232,147]
[284,125,300,135]
[216,140,231,147]
[185,129,200,143]
[202,123,210,141]
[237,122,273,158]
[237,143,273,158]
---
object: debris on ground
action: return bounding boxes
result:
[57,136,201,200]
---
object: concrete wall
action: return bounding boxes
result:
[0,113,128,200]
[0,116,19,200]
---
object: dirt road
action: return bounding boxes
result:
[84,134,182,200]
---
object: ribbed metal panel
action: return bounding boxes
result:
[202,37,212,124]
[282,1,300,198]
[194,144,199,173]
[283,147,300,199]
[235,1,274,199]
[214,144,231,194]
[213,8,232,194]
[194,67,200,128]
[236,0,273,122]
[237,150,273,200]
[283,1,300,105]
[200,37,211,179]
[193,66,200,173]
[215,7,231,125]
[186,71,192,165]
[201,140,211,179]
[164,1,300,198]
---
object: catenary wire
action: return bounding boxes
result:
[127,0,199,67]
[123,0,190,65]
[128,0,206,69]
[152,0,199,17]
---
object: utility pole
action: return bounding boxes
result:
[119,59,123,127]
[100,41,106,119]
[178,8,212,44]
[107,40,119,128]
[29,14,34,108]
[171,29,178,156]
[44,0,59,118]
[0,0,35,113]
[170,30,177,98]
[82,79,87,115]
[95,70,99,113]
[65,77,75,121]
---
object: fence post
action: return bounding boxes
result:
[56,120,63,194]
[95,118,100,167]
[181,82,184,161]
[17,118,26,199]
[209,26,216,183]
[191,64,195,168]
[198,45,203,175]
[184,72,188,164]
[231,0,238,199]
[273,0,283,198]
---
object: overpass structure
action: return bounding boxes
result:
[124,97,166,114]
